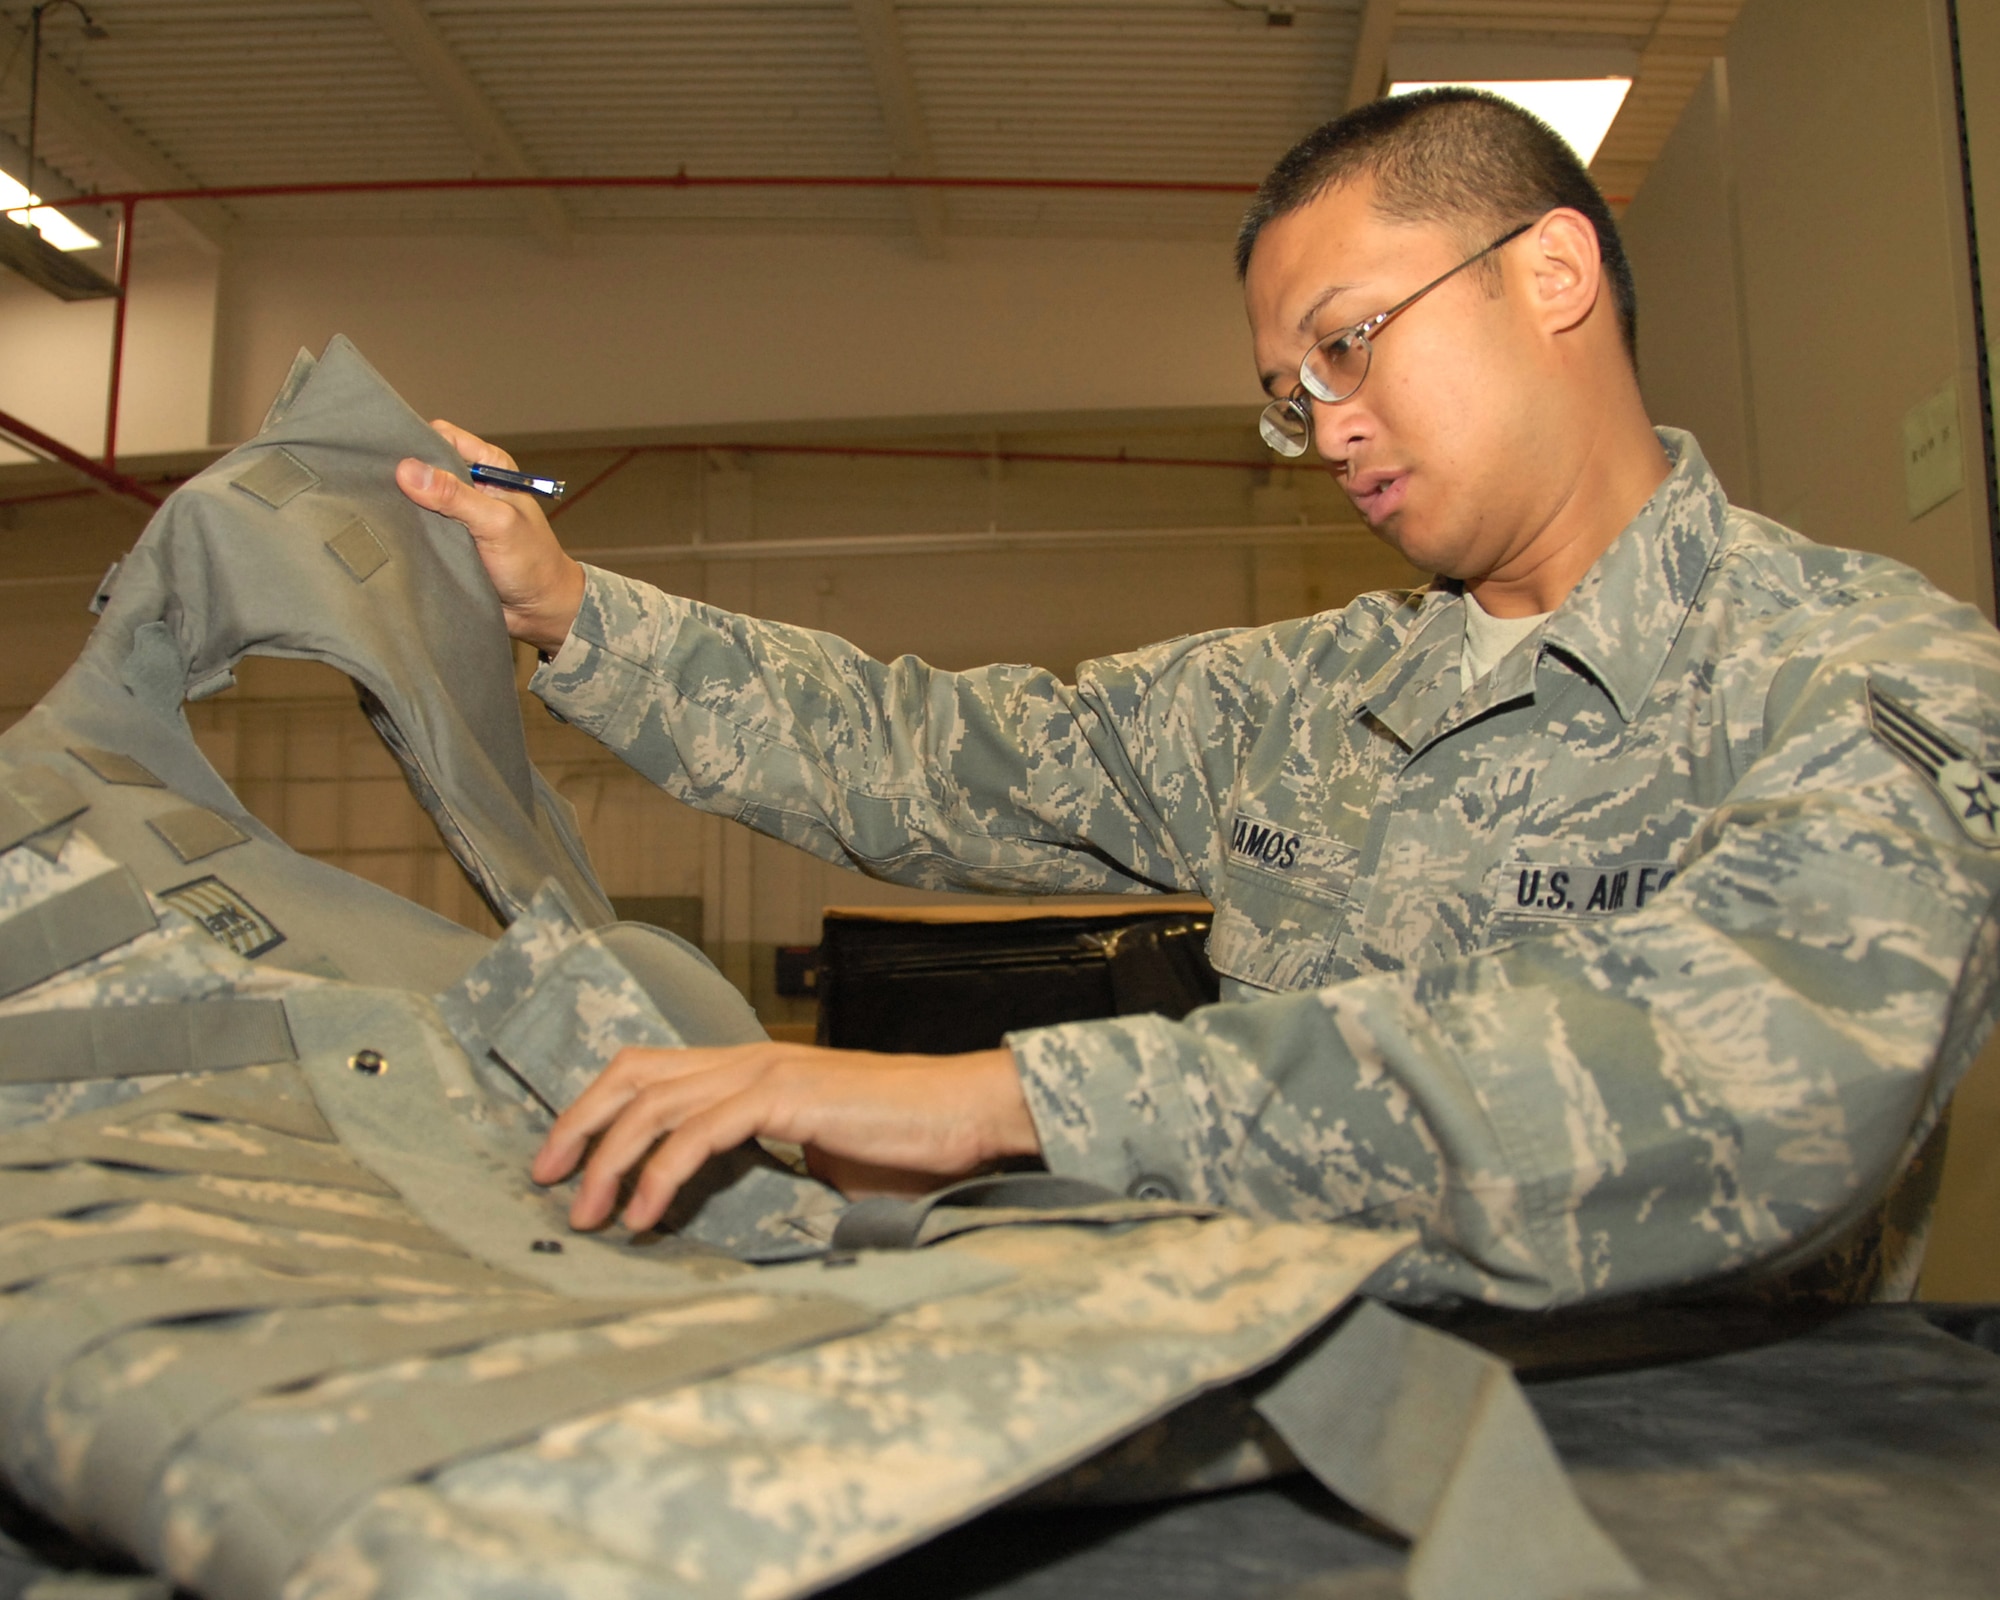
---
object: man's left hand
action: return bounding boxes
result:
[530,1042,1041,1232]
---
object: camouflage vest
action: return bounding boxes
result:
[0,339,1637,1600]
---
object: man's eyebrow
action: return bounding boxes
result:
[1260,282,1361,395]
[1296,282,1356,335]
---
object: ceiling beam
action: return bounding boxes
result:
[0,18,231,252]
[355,0,571,250]
[1344,0,1400,111]
[1589,0,1745,206]
[850,0,947,258]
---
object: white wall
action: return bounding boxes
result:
[10,212,1266,470]
[0,225,218,463]
[1619,61,1757,505]
[1627,3,1993,608]
[208,230,1265,446]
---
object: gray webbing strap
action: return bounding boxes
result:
[0,868,156,1001]
[19,1574,171,1600]
[0,1166,440,1252]
[1254,1300,1643,1600]
[0,1260,511,1457]
[831,1173,1123,1250]
[0,1223,526,1298]
[0,1114,395,1195]
[88,1294,655,1553]
[99,1061,332,1142]
[195,1290,878,1600]
[0,1000,296,1084]
[0,766,87,855]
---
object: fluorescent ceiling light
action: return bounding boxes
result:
[0,173,101,251]
[1388,79,1633,165]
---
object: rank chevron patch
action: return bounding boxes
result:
[1866,680,2000,847]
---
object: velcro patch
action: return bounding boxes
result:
[1867,681,2000,847]
[325,518,389,583]
[148,805,248,864]
[160,875,284,959]
[231,448,320,510]
[67,745,164,788]
[1495,860,1680,921]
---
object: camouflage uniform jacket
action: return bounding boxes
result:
[533,430,2000,1309]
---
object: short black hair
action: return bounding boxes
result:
[1235,88,1637,362]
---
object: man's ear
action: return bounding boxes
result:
[1521,209,1603,337]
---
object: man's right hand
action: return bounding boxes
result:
[396,420,587,658]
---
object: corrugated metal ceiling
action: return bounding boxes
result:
[0,1,1738,243]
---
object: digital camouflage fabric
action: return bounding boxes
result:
[533,430,2000,1310]
[0,336,1515,1600]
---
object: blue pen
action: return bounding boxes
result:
[469,462,567,500]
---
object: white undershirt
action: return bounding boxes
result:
[1460,596,1550,690]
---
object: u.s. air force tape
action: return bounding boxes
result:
[0,999,296,1084]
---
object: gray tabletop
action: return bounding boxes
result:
[829,1305,2000,1600]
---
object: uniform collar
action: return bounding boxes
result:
[1357,428,1726,749]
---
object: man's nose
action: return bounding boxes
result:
[1312,397,1371,466]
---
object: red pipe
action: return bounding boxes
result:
[43,172,1258,211]
[104,197,135,469]
[0,403,163,508]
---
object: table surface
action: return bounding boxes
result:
[828,1305,2000,1600]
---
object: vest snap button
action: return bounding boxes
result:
[530,1238,565,1254]
[1127,1174,1179,1202]
[348,1049,387,1076]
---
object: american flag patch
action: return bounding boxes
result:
[160,875,286,959]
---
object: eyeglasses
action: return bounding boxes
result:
[1258,219,1536,457]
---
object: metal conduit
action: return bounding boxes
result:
[3,428,1328,516]
[0,519,1363,594]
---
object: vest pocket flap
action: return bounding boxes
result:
[1206,898,1337,993]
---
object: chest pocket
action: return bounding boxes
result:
[1206,812,1358,993]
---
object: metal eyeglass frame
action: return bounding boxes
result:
[1258,218,1536,457]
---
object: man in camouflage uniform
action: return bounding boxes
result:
[400,89,2000,1310]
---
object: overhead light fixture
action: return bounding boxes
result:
[0,0,117,298]
[1388,79,1633,165]
[0,173,99,251]
[0,213,116,299]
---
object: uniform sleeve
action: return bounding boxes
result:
[1009,596,2000,1309]
[530,565,1247,895]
